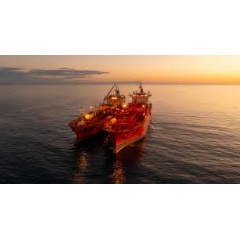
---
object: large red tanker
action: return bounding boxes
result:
[103,83,152,153]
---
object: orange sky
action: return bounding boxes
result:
[0,55,240,84]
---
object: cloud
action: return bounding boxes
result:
[28,68,109,79]
[0,67,23,71]
[0,67,110,84]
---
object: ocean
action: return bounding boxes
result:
[0,84,240,183]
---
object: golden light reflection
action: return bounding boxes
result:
[111,159,126,184]
[73,151,88,184]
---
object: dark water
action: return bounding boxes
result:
[0,84,240,183]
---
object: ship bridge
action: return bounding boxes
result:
[129,83,152,104]
[103,84,126,106]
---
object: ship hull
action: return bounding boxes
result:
[69,84,126,144]
[108,112,151,153]
[69,115,111,143]
[74,125,103,143]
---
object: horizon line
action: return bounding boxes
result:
[1,82,240,86]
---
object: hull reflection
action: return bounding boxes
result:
[106,140,145,184]
[73,151,88,184]
[72,130,146,184]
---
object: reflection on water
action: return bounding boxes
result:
[73,137,144,184]
[73,151,88,184]
[111,159,126,184]
[106,141,144,184]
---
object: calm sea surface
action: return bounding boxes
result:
[0,84,240,183]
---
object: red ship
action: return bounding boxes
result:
[103,83,152,153]
[69,85,126,144]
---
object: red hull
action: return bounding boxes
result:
[69,115,110,143]
[69,84,126,144]
[107,111,151,153]
[74,124,103,143]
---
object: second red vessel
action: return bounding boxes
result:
[69,84,126,144]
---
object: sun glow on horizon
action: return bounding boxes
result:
[0,55,240,84]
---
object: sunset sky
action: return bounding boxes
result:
[0,55,240,84]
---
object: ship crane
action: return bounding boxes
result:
[103,84,117,104]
